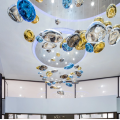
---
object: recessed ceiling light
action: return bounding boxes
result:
[52,50,54,52]
[61,96,63,98]
[65,62,67,64]
[41,96,43,98]
[68,52,69,55]
[40,88,43,90]
[19,94,22,97]
[56,63,58,65]
[60,88,62,91]
[101,85,104,88]
[81,95,83,97]
[48,60,50,62]
[54,57,56,59]
[80,87,82,90]
[103,91,105,93]
[73,58,75,60]
[51,0,54,3]
[20,86,22,89]
[70,4,73,8]
[43,54,45,57]
[76,52,78,54]
[91,1,94,6]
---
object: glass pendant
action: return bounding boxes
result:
[86,21,106,43]
[36,35,43,43]
[108,27,120,45]
[66,83,73,87]
[31,15,39,24]
[47,83,52,86]
[75,0,84,7]
[56,52,60,57]
[85,43,94,53]
[8,4,23,23]
[17,0,36,22]
[55,19,60,25]
[94,17,104,24]
[67,33,80,47]
[62,0,72,9]
[46,71,53,77]
[62,43,73,52]
[64,63,74,70]
[24,30,35,42]
[42,42,57,49]
[36,65,48,71]
[36,0,43,3]
[57,91,64,95]
[106,4,117,18]
[75,71,81,77]
[60,39,67,48]
[41,29,63,43]
[94,41,105,53]
[59,58,64,62]
[51,70,58,73]
[104,21,112,34]
[60,74,68,79]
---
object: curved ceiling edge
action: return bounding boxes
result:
[33,3,120,22]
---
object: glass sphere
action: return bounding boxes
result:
[66,83,72,87]
[24,30,35,42]
[75,0,84,7]
[31,15,39,24]
[17,0,36,22]
[36,35,43,43]
[85,43,94,53]
[62,0,72,9]
[64,63,74,70]
[94,41,105,53]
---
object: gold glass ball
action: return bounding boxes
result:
[70,72,75,75]
[36,0,43,3]
[106,4,117,18]
[31,15,39,24]
[45,81,50,83]
[94,17,104,24]
[46,71,53,77]
[51,58,55,61]
[94,42,105,53]
[66,76,71,80]
[75,30,87,50]
[78,67,82,70]
[104,21,112,26]
[36,66,40,70]
[113,24,120,29]
[56,52,60,57]
[24,30,35,42]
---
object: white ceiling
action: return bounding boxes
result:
[0,0,120,81]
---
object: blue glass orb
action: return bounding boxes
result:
[47,83,52,86]
[17,0,36,22]
[79,70,83,74]
[77,76,81,78]
[63,80,66,83]
[62,0,72,9]
[52,82,56,85]
[85,43,93,52]
[43,76,47,79]
[36,36,43,43]
[66,83,72,87]
[64,63,74,70]
[62,43,73,52]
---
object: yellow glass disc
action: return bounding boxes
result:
[46,71,53,77]
[31,15,39,24]
[56,52,60,57]
[94,17,104,24]
[104,21,112,26]
[78,67,82,70]
[24,30,35,42]
[36,0,43,3]
[36,66,40,70]
[66,76,71,80]
[94,42,105,53]
[60,39,67,48]
[106,4,117,18]
[113,24,120,29]
[51,58,55,61]
[75,30,87,50]
[70,72,75,75]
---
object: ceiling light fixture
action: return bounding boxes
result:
[103,91,105,93]
[65,62,67,64]
[52,50,54,52]
[76,52,78,54]
[81,95,83,97]
[73,58,75,60]
[43,54,45,57]
[80,87,82,89]
[19,94,22,97]
[91,1,94,6]
[48,60,50,62]
[101,85,104,88]
[41,96,43,98]
[40,88,43,90]
[20,86,22,89]
[56,63,58,65]
[51,0,54,3]
[68,52,69,55]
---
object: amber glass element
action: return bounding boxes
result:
[36,0,43,3]
[31,15,39,24]
[106,4,117,18]
[94,41,105,53]
[24,30,35,42]
[46,71,53,77]
[104,21,112,26]
[94,17,104,24]
[56,52,60,57]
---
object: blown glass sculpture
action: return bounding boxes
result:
[17,0,36,22]
[64,63,74,70]
[62,43,73,52]
[36,35,43,43]
[85,43,94,53]
[66,83,73,87]
[62,0,72,9]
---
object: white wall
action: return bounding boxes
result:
[117,98,120,113]
[5,95,117,114]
